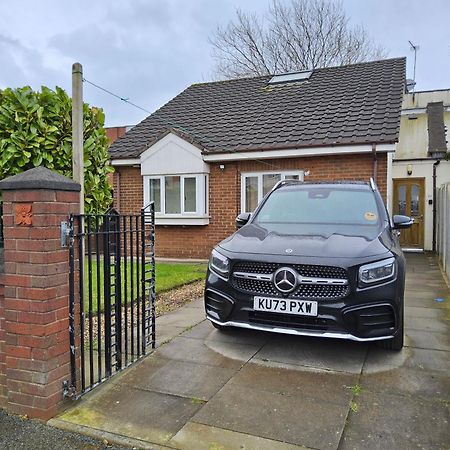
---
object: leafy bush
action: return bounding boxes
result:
[0,86,113,214]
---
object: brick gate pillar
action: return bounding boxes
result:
[0,167,80,419]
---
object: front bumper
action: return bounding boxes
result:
[208,316,391,342]
[205,270,403,342]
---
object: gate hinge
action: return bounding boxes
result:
[61,221,72,248]
[62,380,76,399]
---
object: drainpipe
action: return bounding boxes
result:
[372,144,377,182]
[432,159,440,252]
[115,170,121,211]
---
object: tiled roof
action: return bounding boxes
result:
[109,57,406,159]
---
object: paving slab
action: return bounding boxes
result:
[404,295,450,309]
[405,306,446,319]
[405,316,449,333]
[359,356,450,401]
[155,325,188,347]
[169,422,307,450]
[405,329,450,351]
[128,356,236,401]
[156,306,205,328]
[253,334,368,374]
[403,347,450,372]
[193,382,348,450]
[181,319,271,346]
[154,335,262,369]
[227,362,358,404]
[182,297,204,309]
[339,390,450,450]
[58,384,202,445]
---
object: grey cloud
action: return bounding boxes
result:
[0,34,63,89]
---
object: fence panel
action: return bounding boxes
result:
[437,183,450,280]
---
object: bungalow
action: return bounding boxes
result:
[109,57,406,259]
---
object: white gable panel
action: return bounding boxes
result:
[140,133,209,175]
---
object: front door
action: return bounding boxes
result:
[393,178,425,249]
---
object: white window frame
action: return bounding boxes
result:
[143,173,209,225]
[240,170,304,213]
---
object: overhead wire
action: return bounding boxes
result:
[82,77,285,170]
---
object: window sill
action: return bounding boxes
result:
[154,215,210,226]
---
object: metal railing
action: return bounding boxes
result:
[66,204,156,398]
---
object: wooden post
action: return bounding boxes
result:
[72,62,84,214]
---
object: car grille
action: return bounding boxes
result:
[249,311,334,331]
[232,261,349,300]
[233,261,347,279]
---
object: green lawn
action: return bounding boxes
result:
[82,261,207,314]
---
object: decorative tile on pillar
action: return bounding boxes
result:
[15,203,32,226]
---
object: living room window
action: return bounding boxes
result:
[241,171,304,213]
[143,174,209,225]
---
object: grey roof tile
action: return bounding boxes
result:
[109,58,406,159]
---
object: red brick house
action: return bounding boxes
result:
[109,58,406,259]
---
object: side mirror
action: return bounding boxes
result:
[236,212,251,229]
[393,215,414,229]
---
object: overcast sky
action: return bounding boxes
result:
[0,0,449,127]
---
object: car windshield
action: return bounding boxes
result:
[253,186,383,238]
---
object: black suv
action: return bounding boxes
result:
[204,180,412,350]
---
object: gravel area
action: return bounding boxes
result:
[156,280,204,315]
[83,280,204,342]
[0,409,128,450]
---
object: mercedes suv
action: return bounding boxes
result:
[204,179,412,351]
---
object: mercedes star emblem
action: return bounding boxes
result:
[273,267,298,293]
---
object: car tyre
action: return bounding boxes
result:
[377,302,404,351]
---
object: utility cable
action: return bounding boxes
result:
[83,77,285,170]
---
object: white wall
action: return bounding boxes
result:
[140,132,209,175]
[397,90,450,160]
[392,160,450,250]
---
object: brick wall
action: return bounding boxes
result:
[0,167,81,419]
[113,153,387,259]
[105,126,127,144]
[0,270,5,407]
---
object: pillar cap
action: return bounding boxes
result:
[0,167,81,192]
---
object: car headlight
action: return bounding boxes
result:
[209,249,230,279]
[359,257,396,287]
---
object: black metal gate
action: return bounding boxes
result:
[65,204,156,398]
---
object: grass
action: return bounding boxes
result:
[350,401,359,413]
[82,260,207,314]
[156,263,207,292]
[350,384,362,396]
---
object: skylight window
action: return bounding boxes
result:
[268,70,313,85]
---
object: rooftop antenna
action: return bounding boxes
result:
[408,40,419,92]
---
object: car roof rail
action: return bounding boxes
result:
[271,179,376,194]
[270,179,303,193]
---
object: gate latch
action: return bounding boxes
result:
[62,380,76,399]
[61,221,72,248]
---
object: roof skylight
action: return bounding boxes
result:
[268,70,313,85]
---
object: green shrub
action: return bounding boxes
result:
[0,86,113,214]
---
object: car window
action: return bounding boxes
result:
[254,186,382,238]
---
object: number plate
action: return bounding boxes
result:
[253,297,318,316]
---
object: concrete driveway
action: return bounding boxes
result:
[51,253,450,450]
